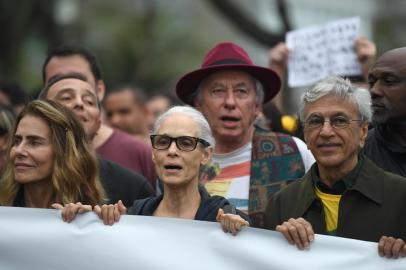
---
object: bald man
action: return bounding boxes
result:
[362,48,406,177]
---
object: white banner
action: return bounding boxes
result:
[0,207,404,270]
[287,17,362,87]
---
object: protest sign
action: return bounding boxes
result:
[287,17,361,87]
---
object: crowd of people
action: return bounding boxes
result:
[0,31,406,260]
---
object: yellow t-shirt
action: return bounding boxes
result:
[315,187,341,235]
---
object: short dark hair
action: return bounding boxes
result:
[106,85,147,107]
[0,81,29,106]
[38,72,101,109]
[42,45,103,85]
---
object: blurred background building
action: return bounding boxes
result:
[0,0,401,112]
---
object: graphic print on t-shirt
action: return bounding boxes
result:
[204,161,250,213]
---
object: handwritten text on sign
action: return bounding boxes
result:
[287,17,361,87]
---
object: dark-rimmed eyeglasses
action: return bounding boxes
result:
[302,115,363,130]
[150,135,210,152]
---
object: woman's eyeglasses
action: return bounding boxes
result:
[150,135,210,152]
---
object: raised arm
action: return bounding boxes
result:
[354,36,376,82]
[268,42,289,114]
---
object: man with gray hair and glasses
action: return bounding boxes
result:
[265,76,406,259]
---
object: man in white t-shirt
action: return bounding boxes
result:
[175,42,315,228]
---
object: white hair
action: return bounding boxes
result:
[152,105,215,147]
[299,75,372,122]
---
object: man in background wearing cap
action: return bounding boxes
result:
[176,42,315,228]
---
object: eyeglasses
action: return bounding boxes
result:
[302,115,363,130]
[150,135,210,152]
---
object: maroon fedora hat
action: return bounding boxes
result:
[176,42,281,106]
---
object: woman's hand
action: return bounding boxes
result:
[52,202,92,223]
[93,200,127,226]
[216,208,249,235]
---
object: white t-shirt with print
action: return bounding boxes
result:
[205,143,252,213]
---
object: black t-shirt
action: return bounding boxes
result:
[127,186,250,223]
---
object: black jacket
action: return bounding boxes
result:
[362,124,406,177]
[128,186,250,223]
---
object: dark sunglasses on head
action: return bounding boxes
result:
[150,134,210,152]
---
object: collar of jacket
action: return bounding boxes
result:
[294,155,384,217]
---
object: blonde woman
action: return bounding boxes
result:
[0,100,105,207]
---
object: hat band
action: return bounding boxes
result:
[208,58,249,66]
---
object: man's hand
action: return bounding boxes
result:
[93,200,127,225]
[354,37,376,80]
[355,36,376,63]
[216,208,249,236]
[378,236,406,259]
[52,202,92,223]
[268,42,289,78]
[275,218,314,250]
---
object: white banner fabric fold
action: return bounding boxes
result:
[0,207,404,270]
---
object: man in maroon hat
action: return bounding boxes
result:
[176,42,315,228]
